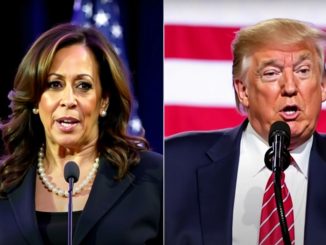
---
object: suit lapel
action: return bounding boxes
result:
[74,157,135,244]
[197,122,246,245]
[304,133,326,244]
[7,164,43,245]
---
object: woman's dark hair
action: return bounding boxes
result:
[0,23,149,196]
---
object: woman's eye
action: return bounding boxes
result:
[47,81,62,89]
[77,82,92,91]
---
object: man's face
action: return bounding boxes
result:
[235,43,326,149]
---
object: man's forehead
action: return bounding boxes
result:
[253,40,318,55]
[253,48,316,67]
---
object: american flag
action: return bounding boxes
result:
[72,0,144,136]
[164,0,326,137]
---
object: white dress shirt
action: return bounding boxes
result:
[232,123,311,245]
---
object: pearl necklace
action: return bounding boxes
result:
[37,146,100,197]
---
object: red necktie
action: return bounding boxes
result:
[258,172,295,245]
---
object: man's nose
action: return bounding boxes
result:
[280,69,298,96]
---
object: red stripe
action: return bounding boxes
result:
[164,24,239,60]
[317,110,326,132]
[165,105,326,137]
[164,105,246,136]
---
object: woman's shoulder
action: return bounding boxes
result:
[139,150,163,164]
[132,150,163,182]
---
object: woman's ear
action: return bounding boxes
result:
[102,96,109,111]
[234,79,249,108]
[99,96,109,117]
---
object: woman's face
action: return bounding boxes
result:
[38,44,108,150]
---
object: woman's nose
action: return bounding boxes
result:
[60,87,77,107]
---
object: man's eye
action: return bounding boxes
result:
[295,66,311,79]
[261,70,282,81]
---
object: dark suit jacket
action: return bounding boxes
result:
[165,120,326,245]
[0,150,163,245]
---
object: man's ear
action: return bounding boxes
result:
[321,76,326,102]
[234,79,249,108]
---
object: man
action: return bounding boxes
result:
[165,18,326,245]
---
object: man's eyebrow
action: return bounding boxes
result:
[257,53,313,72]
[257,59,281,73]
[293,53,312,67]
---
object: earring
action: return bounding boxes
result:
[32,108,39,114]
[100,110,107,117]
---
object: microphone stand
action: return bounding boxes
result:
[271,134,291,245]
[68,178,74,245]
[64,161,79,245]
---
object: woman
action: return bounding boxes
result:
[0,23,162,244]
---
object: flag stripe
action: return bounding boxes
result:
[164,1,326,27]
[165,105,246,137]
[164,59,234,105]
[164,25,239,60]
[165,105,326,137]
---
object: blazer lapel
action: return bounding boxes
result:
[304,133,326,244]
[74,157,135,244]
[7,165,43,245]
[197,122,246,245]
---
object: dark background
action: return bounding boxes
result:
[0,0,163,153]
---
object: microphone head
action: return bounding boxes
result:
[64,161,80,183]
[268,121,291,147]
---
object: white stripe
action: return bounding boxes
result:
[164,1,326,27]
[260,205,294,244]
[286,207,294,219]
[265,180,274,193]
[262,183,285,209]
[261,187,292,224]
[260,183,294,244]
[262,193,275,210]
[288,221,295,232]
[275,237,283,245]
[259,221,281,245]
[273,213,295,245]
[260,207,278,228]
[164,59,235,106]
[283,189,290,203]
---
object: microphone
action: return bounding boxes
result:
[64,161,80,245]
[264,121,292,245]
[64,161,80,183]
[264,121,291,172]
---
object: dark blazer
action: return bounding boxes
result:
[165,120,326,245]
[0,150,163,245]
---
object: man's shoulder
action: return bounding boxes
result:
[165,126,240,150]
[315,131,326,140]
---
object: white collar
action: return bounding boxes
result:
[242,122,312,178]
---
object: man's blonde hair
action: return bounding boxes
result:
[232,18,326,113]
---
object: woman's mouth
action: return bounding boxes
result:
[55,118,80,132]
